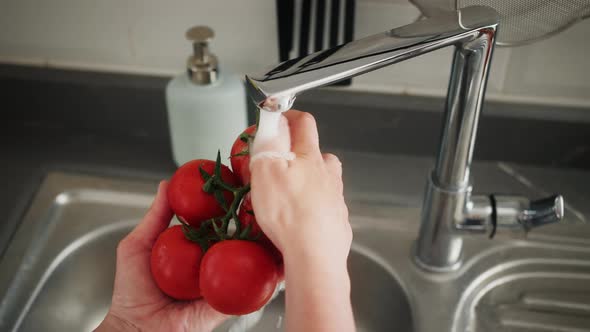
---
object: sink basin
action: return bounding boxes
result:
[455,251,590,332]
[0,173,412,332]
[217,249,412,332]
[1,171,588,332]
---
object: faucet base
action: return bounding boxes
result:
[412,242,463,273]
[414,172,469,271]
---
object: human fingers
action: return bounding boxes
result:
[189,302,228,332]
[283,110,321,159]
[322,153,342,178]
[323,153,344,195]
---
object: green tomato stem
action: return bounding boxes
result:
[212,182,250,237]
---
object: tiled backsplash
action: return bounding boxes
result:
[0,0,589,108]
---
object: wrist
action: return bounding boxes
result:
[282,240,349,270]
[94,312,139,332]
[282,245,353,331]
[283,247,350,287]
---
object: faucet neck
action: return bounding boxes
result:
[433,30,496,191]
[415,28,497,270]
[245,6,499,112]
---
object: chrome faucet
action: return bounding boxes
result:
[245,6,564,271]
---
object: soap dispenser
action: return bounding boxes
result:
[166,26,248,166]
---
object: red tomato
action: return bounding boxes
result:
[200,240,278,315]
[150,225,203,300]
[237,193,263,238]
[230,125,256,185]
[238,194,283,265]
[168,159,238,227]
[260,237,283,267]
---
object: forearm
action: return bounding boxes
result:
[283,249,355,332]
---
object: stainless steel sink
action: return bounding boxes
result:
[216,248,412,332]
[464,264,590,332]
[1,170,589,332]
[0,173,413,332]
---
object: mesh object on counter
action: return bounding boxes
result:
[412,0,590,46]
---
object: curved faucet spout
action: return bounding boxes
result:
[245,6,499,110]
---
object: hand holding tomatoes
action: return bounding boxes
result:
[95,182,227,332]
[99,110,354,332]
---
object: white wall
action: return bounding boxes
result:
[0,0,588,108]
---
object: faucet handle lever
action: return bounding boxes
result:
[521,195,564,230]
[493,194,565,234]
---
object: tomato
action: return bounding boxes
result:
[150,225,203,300]
[168,159,238,227]
[230,125,256,185]
[237,193,263,238]
[199,240,278,315]
[238,194,283,265]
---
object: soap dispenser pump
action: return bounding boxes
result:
[166,26,248,166]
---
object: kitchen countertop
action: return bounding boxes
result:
[1,129,589,256]
[0,129,175,256]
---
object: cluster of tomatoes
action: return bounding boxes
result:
[150,125,283,315]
